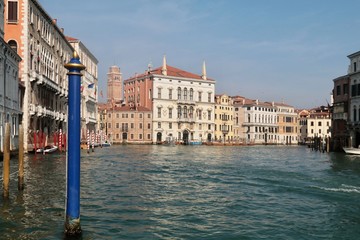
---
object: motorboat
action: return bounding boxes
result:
[101,141,111,147]
[343,147,360,155]
[36,145,58,154]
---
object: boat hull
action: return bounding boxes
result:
[343,147,360,155]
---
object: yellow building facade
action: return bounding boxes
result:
[214,94,234,142]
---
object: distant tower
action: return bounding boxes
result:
[107,66,122,103]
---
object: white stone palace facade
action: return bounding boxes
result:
[123,56,215,144]
[66,36,98,141]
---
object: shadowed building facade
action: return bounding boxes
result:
[4,0,73,151]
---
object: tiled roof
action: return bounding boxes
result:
[126,65,214,81]
[65,36,79,42]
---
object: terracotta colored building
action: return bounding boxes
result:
[332,75,350,150]
[4,0,73,151]
[275,102,298,145]
[99,105,152,144]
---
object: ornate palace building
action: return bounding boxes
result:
[4,0,74,151]
[66,36,98,142]
[214,94,234,142]
[235,98,278,144]
[0,0,21,153]
[275,102,298,145]
[123,56,216,144]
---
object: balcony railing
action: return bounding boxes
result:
[177,99,196,105]
[177,117,195,123]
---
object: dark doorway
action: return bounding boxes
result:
[122,132,127,140]
[207,133,212,142]
[157,132,162,144]
[183,130,189,145]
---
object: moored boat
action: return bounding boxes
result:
[101,141,111,147]
[36,145,58,154]
[343,147,360,155]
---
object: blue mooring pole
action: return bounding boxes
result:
[64,51,85,235]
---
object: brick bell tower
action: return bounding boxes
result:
[107,65,123,104]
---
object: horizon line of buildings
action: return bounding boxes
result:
[99,58,331,146]
[0,0,333,153]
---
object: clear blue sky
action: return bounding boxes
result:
[38,0,360,108]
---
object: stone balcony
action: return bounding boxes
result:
[177,117,195,123]
[177,99,196,105]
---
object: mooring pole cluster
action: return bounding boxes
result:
[64,51,85,236]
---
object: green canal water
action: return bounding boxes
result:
[1,145,360,239]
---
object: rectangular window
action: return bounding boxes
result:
[131,134,134,139]
[343,84,348,95]
[116,123,119,128]
[158,122,161,128]
[158,88,162,99]
[147,134,151,139]
[208,124,211,130]
[208,93,212,103]
[352,84,356,97]
[158,108,161,118]
[198,92,202,102]
[169,89,172,99]
[318,122,322,126]
[208,111,211,120]
[169,122,172,129]
[336,85,341,95]
[8,1,18,23]
[139,123,143,129]
[169,108,172,118]
[148,123,151,129]
[139,134,143,140]
[131,123,134,129]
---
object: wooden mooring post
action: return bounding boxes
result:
[18,125,24,190]
[3,123,10,198]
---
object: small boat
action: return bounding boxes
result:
[343,147,360,155]
[36,145,58,154]
[101,141,111,147]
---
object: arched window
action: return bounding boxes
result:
[177,87,181,100]
[184,106,188,118]
[183,88,188,100]
[177,106,182,118]
[8,40,17,53]
[190,88,193,100]
[189,106,194,118]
